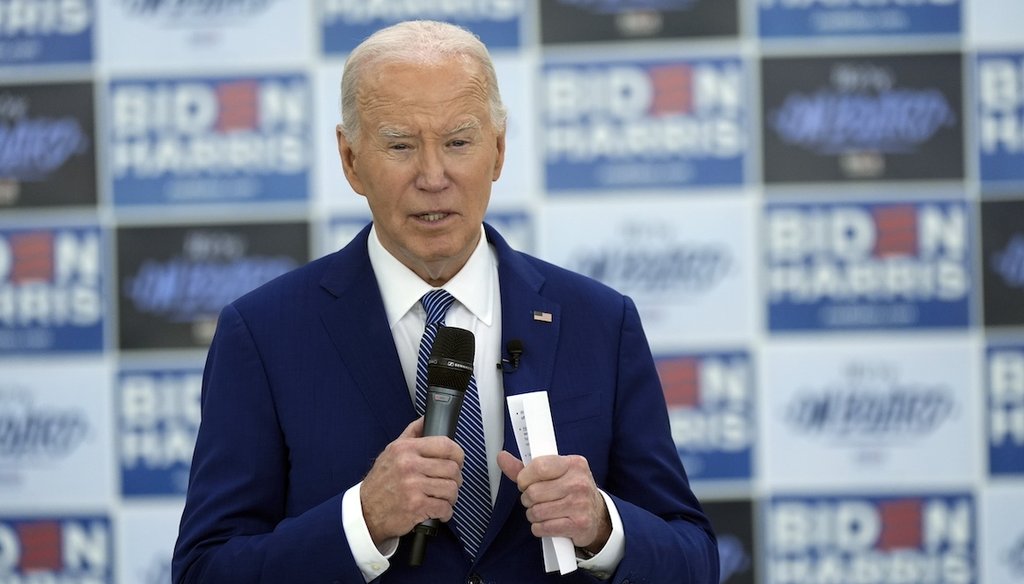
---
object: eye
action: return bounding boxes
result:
[389,143,411,151]
[449,139,470,148]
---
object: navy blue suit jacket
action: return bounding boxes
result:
[173,224,718,583]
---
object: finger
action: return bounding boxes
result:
[518,454,569,486]
[416,436,465,466]
[417,457,463,485]
[497,450,524,484]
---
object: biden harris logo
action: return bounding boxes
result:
[320,0,523,53]
[542,57,746,191]
[0,226,103,353]
[988,344,1024,476]
[765,200,971,331]
[0,0,93,65]
[656,352,753,481]
[758,0,960,38]
[108,74,312,206]
[769,494,975,584]
[118,367,201,496]
[0,517,112,583]
[977,52,1024,184]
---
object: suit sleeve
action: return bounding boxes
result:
[171,304,367,583]
[603,296,720,583]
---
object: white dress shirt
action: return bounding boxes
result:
[341,226,623,581]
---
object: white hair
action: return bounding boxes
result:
[339,20,508,144]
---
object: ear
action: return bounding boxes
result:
[336,124,367,196]
[491,129,506,182]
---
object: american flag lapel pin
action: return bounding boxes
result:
[532,310,553,323]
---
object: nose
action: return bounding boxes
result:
[414,145,451,192]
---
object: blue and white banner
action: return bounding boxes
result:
[765,199,972,331]
[762,337,978,489]
[108,74,312,206]
[976,52,1024,185]
[0,516,113,583]
[768,493,976,584]
[542,57,746,191]
[0,360,113,509]
[988,343,1024,476]
[540,196,756,347]
[759,0,961,38]
[656,351,754,482]
[319,0,524,54]
[97,0,309,70]
[0,225,104,353]
[0,0,93,66]
[118,366,202,497]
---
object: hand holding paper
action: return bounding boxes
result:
[503,392,612,575]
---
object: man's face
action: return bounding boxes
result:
[337,57,506,285]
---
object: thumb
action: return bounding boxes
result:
[401,416,425,439]
[497,450,525,484]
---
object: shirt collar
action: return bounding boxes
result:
[368,224,495,329]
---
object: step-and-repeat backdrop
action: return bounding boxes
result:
[1,1,1022,582]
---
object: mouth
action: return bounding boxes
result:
[417,212,450,222]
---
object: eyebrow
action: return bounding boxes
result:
[376,118,482,140]
[445,119,481,135]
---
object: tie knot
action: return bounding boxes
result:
[420,289,455,325]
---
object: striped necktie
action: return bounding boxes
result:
[413,289,491,558]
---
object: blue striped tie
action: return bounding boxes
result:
[413,289,491,558]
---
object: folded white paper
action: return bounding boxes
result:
[506,391,577,575]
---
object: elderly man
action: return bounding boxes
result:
[173,20,718,584]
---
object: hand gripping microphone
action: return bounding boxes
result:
[409,325,475,567]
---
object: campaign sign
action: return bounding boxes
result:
[988,343,1024,475]
[108,74,312,206]
[0,360,112,509]
[117,507,181,584]
[97,0,310,69]
[765,199,971,331]
[702,500,756,584]
[0,0,93,65]
[0,516,113,583]
[758,0,961,38]
[977,53,1024,184]
[539,196,756,348]
[540,0,738,44]
[118,366,202,496]
[762,53,963,183]
[0,225,104,353]
[0,82,97,208]
[117,222,308,350]
[982,199,1024,326]
[542,57,746,192]
[320,0,523,54]
[761,338,977,489]
[981,485,1024,584]
[655,351,754,481]
[767,493,976,584]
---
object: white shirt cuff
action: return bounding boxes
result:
[577,489,625,579]
[341,482,399,582]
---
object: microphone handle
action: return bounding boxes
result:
[421,385,466,438]
[409,385,466,566]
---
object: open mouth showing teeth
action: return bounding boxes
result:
[419,213,447,222]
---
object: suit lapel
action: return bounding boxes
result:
[319,226,416,441]
[478,225,563,558]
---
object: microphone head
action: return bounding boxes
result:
[427,326,475,391]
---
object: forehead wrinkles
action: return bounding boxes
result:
[356,63,493,135]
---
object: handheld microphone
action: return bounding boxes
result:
[409,325,475,567]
